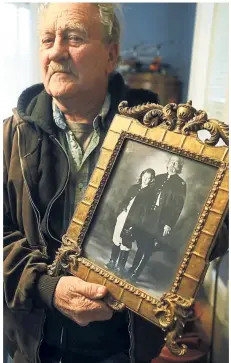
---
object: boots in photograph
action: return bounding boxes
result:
[130,254,150,283]
[115,250,129,276]
[105,244,120,270]
[125,249,144,278]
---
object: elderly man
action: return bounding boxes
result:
[127,155,186,282]
[3,3,166,363]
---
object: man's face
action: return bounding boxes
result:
[39,3,118,99]
[167,156,181,175]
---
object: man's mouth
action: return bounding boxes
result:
[53,71,69,74]
[50,71,72,79]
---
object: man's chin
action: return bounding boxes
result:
[47,81,78,98]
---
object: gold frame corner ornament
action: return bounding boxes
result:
[118,100,229,146]
[47,234,81,277]
[153,293,195,356]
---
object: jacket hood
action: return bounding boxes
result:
[16,72,127,135]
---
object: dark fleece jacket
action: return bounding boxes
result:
[4,72,167,363]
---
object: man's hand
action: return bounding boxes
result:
[163,225,171,236]
[53,276,113,326]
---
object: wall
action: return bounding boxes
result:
[120,3,196,103]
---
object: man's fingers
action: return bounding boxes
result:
[73,299,113,325]
[87,300,113,320]
[54,277,113,326]
[71,276,108,300]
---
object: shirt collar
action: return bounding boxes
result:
[52,93,111,131]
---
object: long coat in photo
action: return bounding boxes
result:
[118,184,156,248]
[145,172,186,242]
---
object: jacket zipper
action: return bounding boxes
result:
[47,136,70,363]
[59,327,64,363]
[128,311,135,363]
[35,137,69,363]
[17,127,47,255]
[17,127,47,363]
[35,313,46,363]
[46,135,70,244]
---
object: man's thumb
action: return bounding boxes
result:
[77,279,108,299]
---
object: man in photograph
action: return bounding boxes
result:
[152,155,186,239]
[127,155,186,282]
[3,3,167,363]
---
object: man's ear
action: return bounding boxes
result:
[107,43,119,73]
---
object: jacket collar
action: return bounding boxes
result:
[16,72,127,135]
[52,92,111,131]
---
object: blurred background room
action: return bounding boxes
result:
[2,3,229,363]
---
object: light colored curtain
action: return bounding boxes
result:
[188,5,229,363]
[188,3,229,123]
[203,4,229,122]
[1,3,41,119]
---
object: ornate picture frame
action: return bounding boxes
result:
[49,101,229,356]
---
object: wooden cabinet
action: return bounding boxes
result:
[123,72,181,106]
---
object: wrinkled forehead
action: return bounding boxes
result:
[39,3,101,37]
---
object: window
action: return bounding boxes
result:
[188,3,229,124]
[1,3,40,119]
[204,4,229,121]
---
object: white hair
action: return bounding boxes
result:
[38,3,123,45]
[167,155,184,173]
[96,3,122,44]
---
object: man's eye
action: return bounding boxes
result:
[68,35,83,42]
[42,38,54,44]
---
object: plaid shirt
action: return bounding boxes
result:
[52,95,110,223]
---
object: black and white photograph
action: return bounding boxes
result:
[84,138,218,298]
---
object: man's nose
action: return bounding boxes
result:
[49,37,69,62]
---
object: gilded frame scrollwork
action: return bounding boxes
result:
[48,101,229,356]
